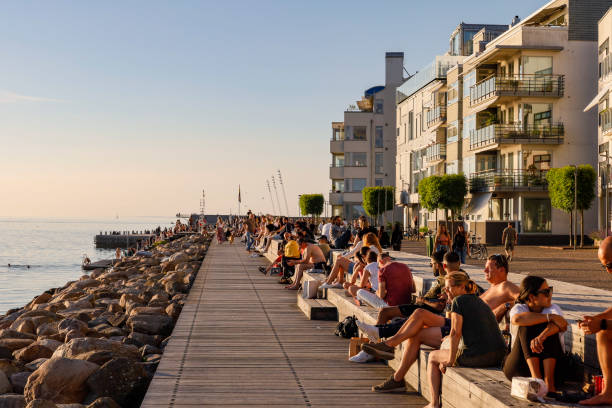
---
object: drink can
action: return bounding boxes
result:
[593,375,603,394]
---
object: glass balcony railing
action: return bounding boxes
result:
[426,106,447,127]
[470,74,564,106]
[469,123,564,150]
[469,169,548,192]
[425,143,446,162]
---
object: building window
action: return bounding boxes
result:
[448,81,459,105]
[375,126,384,148]
[375,178,383,186]
[408,111,414,140]
[374,99,384,114]
[375,152,384,174]
[332,205,343,217]
[523,198,551,233]
[447,120,459,143]
[346,126,367,140]
[520,56,553,76]
[490,198,513,220]
[332,180,344,193]
[463,71,476,99]
[332,154,344,167]
[450,32,460,56]
[347,179,367,192]
[346,152,367,167]
[463,114,475,139]
[349,204,367,218]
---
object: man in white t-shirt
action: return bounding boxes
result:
[321,218,333,240]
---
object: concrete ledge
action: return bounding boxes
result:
[297,296,337,320]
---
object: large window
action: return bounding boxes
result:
[375,152,384,174]
[375,178,383,186]
[463,30,478,56]
[374,99,384,114]
[346,126,367,140]
[523,198,551,233]
[448,81,459,105]
[375,126,384,148]
[463,71,476,99]
[463,114,475,139]
[489,198,513,220]
[347,178,367,192]
[521,56,553,76]
[520,103,552,127]
[333,154,344,167]
[332,180,344,193]
[332,128,345,141]
[448,120,459,143]
[408,111,414,140]
[451,32,460,56]
[346,152,367,167]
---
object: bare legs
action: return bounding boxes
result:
[426,349,450,408]
[376,306,403,325]
[325,256,351,284]
[385,309,446,347]
[393,327,442,382]
[580,329,612,405]
[286,263,313,290]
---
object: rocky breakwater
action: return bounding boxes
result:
[0,234,211,408]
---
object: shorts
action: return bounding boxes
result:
[505,242,514,251]
[348,262,355,275]
[440,318,451,338]
[456,349,506,368]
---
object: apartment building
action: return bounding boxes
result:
[329,52,404,221]
[461,0,609,243]
[586,6,612,234]
[396,24,507,230]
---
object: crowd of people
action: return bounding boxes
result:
[210,211,612,406]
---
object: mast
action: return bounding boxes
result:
[277,169,291,217]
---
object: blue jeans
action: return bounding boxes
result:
[436,245,449,253]
[245,231,254,251]
[454,247,466,264]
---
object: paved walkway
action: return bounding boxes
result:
[141,241,426,407]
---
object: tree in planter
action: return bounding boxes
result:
[438,174,467,234]
[299,194,324,222]
[418,175,442,228]
[362,186,395,226]
[546,165,596,247]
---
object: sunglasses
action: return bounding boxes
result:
[536,286,553,296]
[602,262,612,271]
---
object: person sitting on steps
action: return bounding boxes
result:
[285,237,327,290]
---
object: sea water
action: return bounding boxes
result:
[0,216,176,314]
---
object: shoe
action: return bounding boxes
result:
[356,320,380,342]
[349,350,375,363]
[279,277,291,284]
[361,341,395,360]
[250,253,259,258]
[258,266,267,274]
[372,374,405,393]
[320,282,343,289]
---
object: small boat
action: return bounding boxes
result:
[81,255,115,271]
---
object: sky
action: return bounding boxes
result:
[0,0,541,217]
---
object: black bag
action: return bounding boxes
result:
[334,315,358,339]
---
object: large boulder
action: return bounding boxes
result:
[71,351,113,367]
[25,400,57,408]
[0,340,34,352]
[126,315,173,336]
[0,394,26,408]
[85,359,147,406]
[52,339,138,361]
[57,320,87,339]
[24,360,47,372]
[23,358,98,404]
[0,370,11,394]
[13,344,53,363]
[0,331,35,341]
[0,361,27,378]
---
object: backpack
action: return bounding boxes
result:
[334,315,358,339]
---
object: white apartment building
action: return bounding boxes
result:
[330,52,404,221]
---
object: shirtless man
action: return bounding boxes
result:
[480,254,520,321]
[286,238,326,290]
[579,236,612,406]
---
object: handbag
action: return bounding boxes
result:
[334,315,358,339]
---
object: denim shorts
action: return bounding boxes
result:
[348,261,355,275]
[440,318,451,338]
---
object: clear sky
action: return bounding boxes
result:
[0,0,541,217]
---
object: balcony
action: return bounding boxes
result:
[426,106,446,127]
[601,110,612,136]
[601,53,612,82]
[329,164,344,179]
[330,139,344,153]
[469,169,548,193]
[470,74,564,106]
[469,123,564,150]
[329,191,344,205]
[425,143,446,164]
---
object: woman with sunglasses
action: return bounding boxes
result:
[503,276,567,395]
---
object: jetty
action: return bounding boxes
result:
[94,233,155,249]
[141,242,425,407]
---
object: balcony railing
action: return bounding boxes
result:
[601,110,612,134]
[330,163,367,168]
[601,53,612,81]
[469,123,564,150]
[426,106,447,127]
[470,74,565,106]
[425,143,446,163]
[469,169,548,193]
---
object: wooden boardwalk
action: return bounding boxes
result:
[141,241,426,407]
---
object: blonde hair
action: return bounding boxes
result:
[445,272,477,294]
[363,232,383,254]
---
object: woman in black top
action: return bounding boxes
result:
[452,224,468,264]
[391,222,402,251]
[378,226,390,248]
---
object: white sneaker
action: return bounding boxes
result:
[250,253,259,258]
[349,350,375,363]
[320,282,343,289]
[356,320,380,342]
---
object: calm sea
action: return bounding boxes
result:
[0,216,177,315]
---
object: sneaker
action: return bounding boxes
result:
[250,253,259,258]
[349,350,375,363]
[356,320,380,342]
[372,374,405,393]
[320,282,343,289]
[258,266,267,274]
[361,342,395,360]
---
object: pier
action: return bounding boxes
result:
[94,233,155,249]
[141,241,425,407]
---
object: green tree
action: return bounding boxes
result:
[418,175,442,227]
[439,174,467,232]
[299,194,324,221]
[362,186,394,225]
[546,165,596,247]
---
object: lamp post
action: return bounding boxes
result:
[572,164,577,250]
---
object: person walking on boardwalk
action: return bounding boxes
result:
[216,216,225,243]
[502,222,518,261]
[243,213,257,253]
[579,236,612,406]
